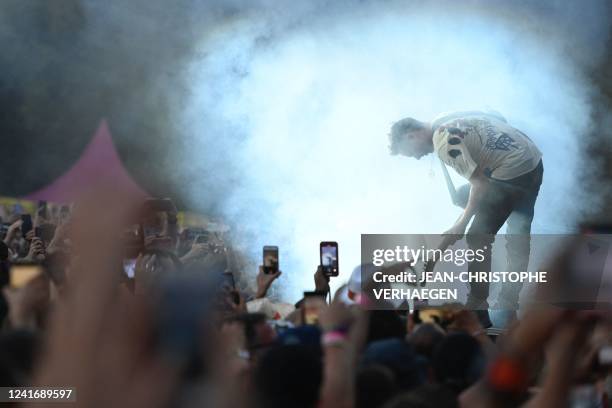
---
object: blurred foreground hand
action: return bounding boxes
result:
[27,189,178,408]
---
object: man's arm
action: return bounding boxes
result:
[456,166,487,226]
[442,166,489,242]
[434,123,488,245]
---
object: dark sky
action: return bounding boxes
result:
[1,0,611,218]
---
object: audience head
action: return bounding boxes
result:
[362,338,427,391]
[253,344,323,408]
[408,323,445,360]
[432,333,485,393]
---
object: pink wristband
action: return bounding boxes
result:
[322,331,348,346]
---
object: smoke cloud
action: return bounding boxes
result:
[2,0,610,301]
[180,0,612,299]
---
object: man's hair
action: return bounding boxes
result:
[388,117,425,155]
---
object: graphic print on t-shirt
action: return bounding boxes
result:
[485,132,519,151]
[432,114,542,181]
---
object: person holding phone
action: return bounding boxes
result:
[256,246,282,299]
[141,198,179,252]
[3,218,23,259]
[388,111,543,322]
[320,241,339,278]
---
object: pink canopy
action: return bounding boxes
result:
[24,120,149,203]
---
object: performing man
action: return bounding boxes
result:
[388,111,543,324]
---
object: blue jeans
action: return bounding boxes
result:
[465,160,544,309]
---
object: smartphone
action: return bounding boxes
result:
[141,198,178,243]
[195,233,210,244]
[182,228,206,240]
[142,215,166,239]
[10,263,43,288]
[320,241,339,277]
[302,291,327,325]
[21,214,33,236]
[221,271,236,289]
[263,245,279,274]
[123,258,137,279]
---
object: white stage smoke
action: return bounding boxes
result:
[182,1,611,301]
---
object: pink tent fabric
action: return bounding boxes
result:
[24,120,149,203]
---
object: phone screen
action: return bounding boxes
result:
[303,291,326,325]
[21,214,33,236]
[195,233,210,244]
[143,212,167,239]
[10,263,43,288]
[123,258,137,279]
[263,246,279,274]
[320,242,339,277]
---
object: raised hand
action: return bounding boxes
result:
[314,265,330,293]
[256,265,282,299]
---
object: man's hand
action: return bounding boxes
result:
[25,237,46,262]
[319,301,355,333]
[25,229,36,242]
[314,265,330,293]
[255,266,281,299]
[223,287,247,314]
[318,301,368,408]
[47,219,72,253]
[3,219,22,245]
[442,221,468,247]
[442,169,487,249]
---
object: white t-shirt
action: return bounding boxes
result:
[432,112,542,181]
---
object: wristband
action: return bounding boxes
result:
[325,323,351,335]
[322,331,348,347]
[487,356,529,394]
